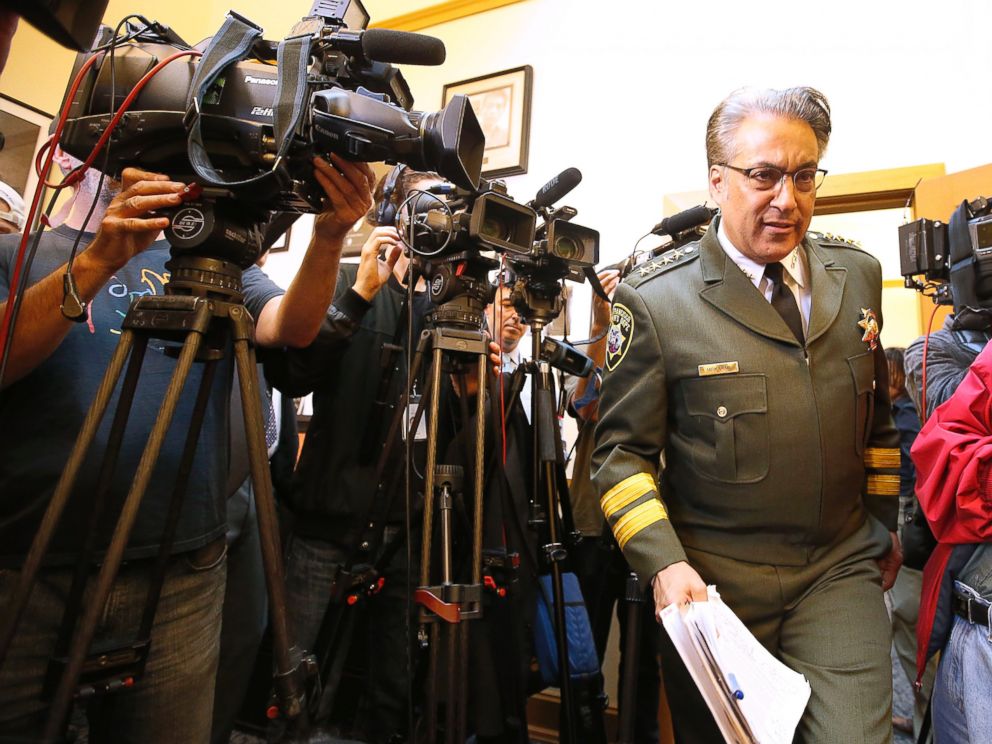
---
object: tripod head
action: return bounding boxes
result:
[420,251,498,337]
[159,190,275,302]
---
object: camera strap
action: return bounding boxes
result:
[185,13,312,198]
[584,266,611,305]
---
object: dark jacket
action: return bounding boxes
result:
[591,220,901,586]
[263,263,431,543]
[908,335,992,679]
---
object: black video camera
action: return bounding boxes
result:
[400,177,598,273]
[900,196,992,320]
[57,1,485,216]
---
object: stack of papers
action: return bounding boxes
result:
[659,586,811,744]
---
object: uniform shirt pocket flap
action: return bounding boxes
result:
[682,374,768,420]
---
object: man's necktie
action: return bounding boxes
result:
[764,262,805,344]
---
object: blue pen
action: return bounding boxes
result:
[727,673,744,700]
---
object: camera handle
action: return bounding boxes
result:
[184,13,312,201]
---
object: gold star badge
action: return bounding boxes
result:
[858,308,880,350]
[650,260,664,272]
[661,254,673,265]
[638,264,652,276]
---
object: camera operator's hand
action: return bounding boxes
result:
[354,227,403,302]
[83,168,186,273]
[652,561,708,617]
[488,340,502,376]
[0,167,185,387]
[256,155,374,349]
[312,154,375,241]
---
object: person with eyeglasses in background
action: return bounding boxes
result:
[592,86,903,742]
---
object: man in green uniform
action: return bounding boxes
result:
[591,86,903,742]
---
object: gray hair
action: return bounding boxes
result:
[705,86,832,167]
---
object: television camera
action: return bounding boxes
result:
[394,168,599,336]
[54,0,484,270]
[900,195,992,328]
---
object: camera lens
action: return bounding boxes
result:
[481,217,511,241]
[553,235,581,261]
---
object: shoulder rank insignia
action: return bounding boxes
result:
[808,230,863,249]
[626,243,699,288]
[606,303,634,371]
[858,307,880,350]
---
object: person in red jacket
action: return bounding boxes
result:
[910,338,992,743]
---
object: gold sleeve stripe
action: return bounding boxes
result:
[613,499,668,550]
[867,473,900,496]
[601,473,657,520]
[864,447,900,470]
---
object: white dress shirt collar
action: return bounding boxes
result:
[716,219,807,290]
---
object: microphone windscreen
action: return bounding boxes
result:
[653,205,714,236]
[532,167,582,210]
[362,29,446,66]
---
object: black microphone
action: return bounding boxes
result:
[361,29,446,66]
[650,205,715,237]
[530,167,582,210]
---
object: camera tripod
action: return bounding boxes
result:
[0,208,312,742]
[509,277,608,744]
[406,273,491,744]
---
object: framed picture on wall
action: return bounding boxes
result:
[443,65,532,178]
[0,95,52,207]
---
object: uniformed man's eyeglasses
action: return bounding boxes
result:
[719,164,828,194]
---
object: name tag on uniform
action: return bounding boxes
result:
[697,361,739,377]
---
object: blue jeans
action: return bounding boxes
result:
[283,530,414,744]
[932,583,992,744]
[0,548,226,743]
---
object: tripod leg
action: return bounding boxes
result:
[0,329,138,670]
[618,573,643,744]
[231,336,306,722]
[454,354,487,744]
[416,343,446,744]
[534,362,576,743]
[470,354,486,588]
[42,330,205,740]
[418,345,444,590]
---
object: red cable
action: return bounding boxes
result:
[921,302,941,422]
[0,48,201,380]
[0,51,103,377]
[44,49,202,189]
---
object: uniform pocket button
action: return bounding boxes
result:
[716,405,728,418]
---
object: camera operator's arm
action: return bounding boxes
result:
[255,154,374,349]
[905,328,974,419]
[569,269,619,423]
[0,168,185,387]
[261,225,402,397]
